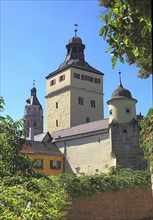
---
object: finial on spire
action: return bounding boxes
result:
[33,80,35,88]
[74,24,78,37]
[118,71,122,86]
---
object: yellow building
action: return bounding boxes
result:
[45,33,104,132]
[22,133,64,175]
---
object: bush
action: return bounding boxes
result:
[0,175,68,220]
[59,167,151,197]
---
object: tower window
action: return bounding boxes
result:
[78,97,83,105]
[50,79,56,86]
[34,119,37,127]
[59,75,65,82]
[123,129,127,133]
[86,117,90,123]
[56,102,58,109]
[109,110,112,115]
[79,47,83,53]
[91,100,96,108]
[74,73,80,79]
[94,78,101,84]
[126,108,130,113]
[56,120,58,127]
[81,75,85,80]
[90,77,93,82]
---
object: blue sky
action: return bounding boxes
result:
[1,0,152,128]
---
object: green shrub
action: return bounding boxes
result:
[0,175,68,220]
[0,167,151,219]
[59,167,151,197]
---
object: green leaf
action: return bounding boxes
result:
[132,49,139,57]
[103,28,108,40]
[99,26,106,36]
[107,9,113,21]
[99,16,105,21]
[105,45,113,53]
[141,25,148,37]
[119,56,124,63]
[111,55,117,69]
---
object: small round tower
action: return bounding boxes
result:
[107,76,137,124]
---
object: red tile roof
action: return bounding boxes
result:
[21,141,63,156]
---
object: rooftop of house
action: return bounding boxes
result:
[51,118,109,141]
[21,140,63,156]
[33,132,52,142]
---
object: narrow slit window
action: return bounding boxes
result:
[78,97,83,105]
[86,117,90,123]
[91,100,96,108]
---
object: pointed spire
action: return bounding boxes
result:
[33,80,35,88]
[74,24,78,37]
[31,80,36,96]
[118,71,122,86]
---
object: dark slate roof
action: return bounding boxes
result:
[26,96,42,108]
[111,84,132,99]
[33,132,52,142]
[46,64,103,79]
[69,36,82,44]
[22,141,63,156]
[51,119,109,141]
[46,35,104,79]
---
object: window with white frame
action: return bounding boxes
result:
[50,160,61,169]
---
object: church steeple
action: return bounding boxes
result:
[31,81,37,96]
[24,83,43,137]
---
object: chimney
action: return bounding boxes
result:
[29,127,34,141]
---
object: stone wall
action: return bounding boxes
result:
[110,122,146,170]
[66,187,153,220]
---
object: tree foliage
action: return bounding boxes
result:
[0,97,34,176]
[99,0,152,78]
[139,108,153,172]
[0,175,68,219]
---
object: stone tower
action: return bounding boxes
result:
[24,84,43,137]
[46,29,104,132]
[107,80,146,170]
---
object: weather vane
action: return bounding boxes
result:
[33,80,35,88]
[74,24,78,37]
